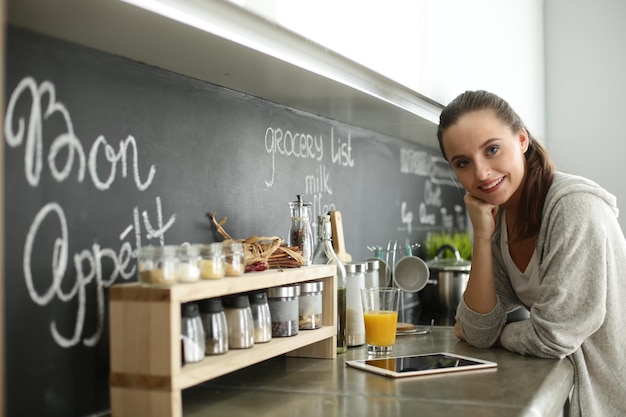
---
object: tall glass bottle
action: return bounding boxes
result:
[312,214,347,353]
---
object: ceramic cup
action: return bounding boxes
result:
[393,255,429,293]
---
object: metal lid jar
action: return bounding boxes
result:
[267,285,300,337]
[299,281,324,330]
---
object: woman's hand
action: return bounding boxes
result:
[464,193,498,241]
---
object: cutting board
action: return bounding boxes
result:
[329,210,352,263]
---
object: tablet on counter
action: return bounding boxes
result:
[345,352,497,378]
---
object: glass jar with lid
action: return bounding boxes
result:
[223,241,245,276]
[176,243,202,283]
[267,285,300,337]
[138,245,178,287]
[299,281,324,330]
[197,243,226,279]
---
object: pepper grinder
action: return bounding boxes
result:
[288,194,314,266]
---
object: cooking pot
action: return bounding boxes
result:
[423,244,471,312]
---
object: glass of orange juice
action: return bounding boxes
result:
[360,287,401,355]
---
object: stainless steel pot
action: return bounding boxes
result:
[423,244,471,312]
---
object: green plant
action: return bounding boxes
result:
[424,231,472,260]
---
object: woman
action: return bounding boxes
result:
[437,90,626,417]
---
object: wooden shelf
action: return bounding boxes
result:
[109,264,337,417]
[7,0,442,147]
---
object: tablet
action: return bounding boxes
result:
[345,352,497,378]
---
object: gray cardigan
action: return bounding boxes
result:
[457,172,626,417]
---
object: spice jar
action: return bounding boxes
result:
[345,262,366,347]
[267,285,300,337]
[181,302,205,364]
[248,291,272,343]
[223,241,245,276]
[299,281,324,330]
[199,298,228,355]
[197,243,225,279]
[222,294,254,349]
[138,245,178,287]
[176,243,201,283]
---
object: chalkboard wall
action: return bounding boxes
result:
[4,27,465,416]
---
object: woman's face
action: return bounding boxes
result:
[441,110,529,209]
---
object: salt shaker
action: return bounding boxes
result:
[199,298,228,355]
[223,294,254,349]
[181,302,205,363]
[248,291,272,343]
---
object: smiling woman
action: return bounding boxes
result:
[435,90,626,417]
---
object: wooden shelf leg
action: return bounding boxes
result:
[110,387,181,417]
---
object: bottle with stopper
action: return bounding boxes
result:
[312,214,347,353]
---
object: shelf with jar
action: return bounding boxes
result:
[108,264,336,417]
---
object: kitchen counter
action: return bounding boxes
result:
[181,326,574,417]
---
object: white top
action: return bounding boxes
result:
[500,215,540,308]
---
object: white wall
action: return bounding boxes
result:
[229,0,545,140]
[544,0,626,231]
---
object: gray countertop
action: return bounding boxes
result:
[182,326,574,417]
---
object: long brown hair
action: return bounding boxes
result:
[437,90,555,241]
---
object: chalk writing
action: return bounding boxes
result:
[418,203,436,225]
[6,76,174,348]
[264,126,324,187]
[5,77,156,190]
[400,149,457,187]
[331,128,354,167]
[401,202,414,234]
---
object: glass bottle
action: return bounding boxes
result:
[199,298,228,355]
[345,262,366,347]
[312,214,347,353]
[248,291,272,343]
[288,194,315,266]
[181,302,205,364]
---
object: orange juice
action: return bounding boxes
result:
[363,310,398,346]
